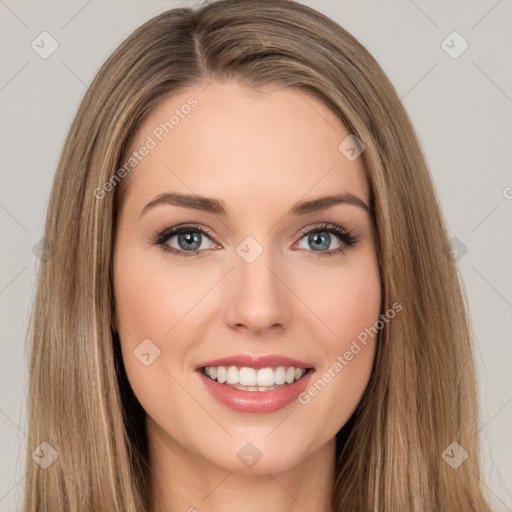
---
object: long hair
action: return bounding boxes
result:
[24,0,490,510]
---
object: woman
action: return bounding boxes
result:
[24,0,491,510]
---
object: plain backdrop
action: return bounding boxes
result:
[1,0,511,510]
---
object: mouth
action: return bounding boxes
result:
[195,354,315,413]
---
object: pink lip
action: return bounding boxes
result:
[198,369,314,413]
[195,354,313,370]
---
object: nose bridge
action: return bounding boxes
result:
[224,234,290,332]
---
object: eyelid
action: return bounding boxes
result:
[294,221,350,239]
[154,222,219,246]
[291,221,357,255]
[150,222,220,258]
[153,221,357,257]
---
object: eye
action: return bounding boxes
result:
[293,222,357,257]
[154,223,218,257]
[152,222,357,258]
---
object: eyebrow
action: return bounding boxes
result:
[139,191,372,219]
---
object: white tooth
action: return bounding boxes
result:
[226,366,239,384]
[216,366,227,384]
[256,367,275,387]
[274,366,286,385]
[285,367,295,384]
[239,367,257,386]
[210,365,305,387]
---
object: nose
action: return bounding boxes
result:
[223,245,291,335]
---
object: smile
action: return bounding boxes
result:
[196,355,314,412]
[202,365,309,391]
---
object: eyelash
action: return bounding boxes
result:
[152,222,358,258]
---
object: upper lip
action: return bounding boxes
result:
[196,354,314,370]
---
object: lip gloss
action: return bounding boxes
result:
[198,369,314,413]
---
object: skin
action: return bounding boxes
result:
[113,80,381,512]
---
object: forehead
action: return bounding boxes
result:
[120,80,369,216]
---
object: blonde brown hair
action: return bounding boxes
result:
[24,0,490,510]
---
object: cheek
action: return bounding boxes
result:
[292,252,381,421]
[112,247,189,390]
[296,251,381,351]
[113,248,200,342]
[113,249,199,424]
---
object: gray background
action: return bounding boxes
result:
[1,0,511,510]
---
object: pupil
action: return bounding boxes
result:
[309,232,330,251]
[179,232,201,250]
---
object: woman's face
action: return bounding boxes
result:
[113,80,381,474]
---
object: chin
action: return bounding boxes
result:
[192,432,316,475]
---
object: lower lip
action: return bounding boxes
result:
[198,369,314,413]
